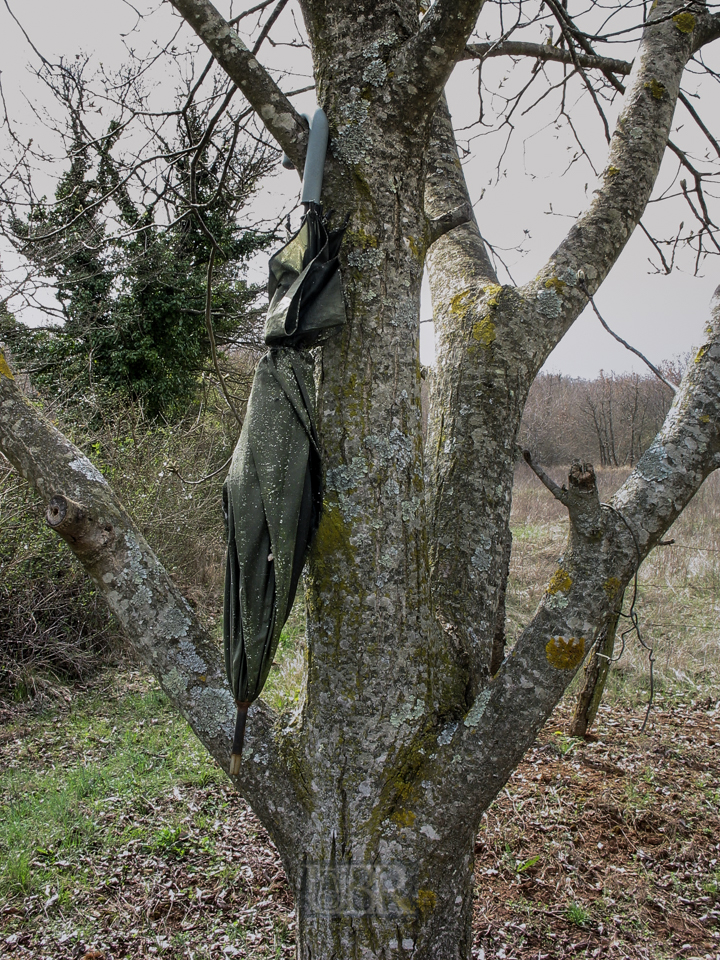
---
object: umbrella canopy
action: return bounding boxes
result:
[265,203,347,349]
[223,110,346,773]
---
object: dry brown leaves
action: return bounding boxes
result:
[1,694,718,959]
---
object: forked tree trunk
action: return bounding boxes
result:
[2,1,720,958]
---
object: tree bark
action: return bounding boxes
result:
[568,607,620,738]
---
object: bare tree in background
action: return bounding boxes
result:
[2,0,720,956]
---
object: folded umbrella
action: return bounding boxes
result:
[224,109,346,773]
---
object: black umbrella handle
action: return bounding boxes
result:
[229,701,251,776]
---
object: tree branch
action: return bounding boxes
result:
[395,0,486,111]
[420,285,720,822]
[518,0,703,362]
[521,449,568,504]
[465,40,632,77]
[426,200,475,247]
[578,275,679,392]
[169,0,308,167]
[691,10,720,52]
[678,90,720,159]
[0,349,310,875]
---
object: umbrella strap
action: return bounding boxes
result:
[229,701,251,776]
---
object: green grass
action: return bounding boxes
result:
[565,902,591,926]
[260,597,307,712]
[0,678,223,902]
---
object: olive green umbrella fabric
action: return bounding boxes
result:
[265,204,347,349]
[223,204,345,771]
[223,348,321,708]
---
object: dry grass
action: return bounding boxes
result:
[507,463,720,706]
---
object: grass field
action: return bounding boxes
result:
[1,465,718,959]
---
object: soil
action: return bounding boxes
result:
[1,688,719,959]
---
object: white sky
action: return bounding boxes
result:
[0,0,717,378]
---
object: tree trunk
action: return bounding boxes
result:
[569,605,621,737]
[3,2,720,957]
[294,831,476,959]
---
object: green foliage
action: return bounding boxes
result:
[0,374,248,698]
[4,81,273,417]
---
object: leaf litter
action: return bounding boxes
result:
[0,671,718,959]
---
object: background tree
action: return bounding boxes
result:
[2,1,720,958]
[1,57,275,416]
[519,370,676,466]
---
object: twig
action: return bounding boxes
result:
[678,91,720,160]
[170,454,232,485]
[521,449,568,505]
[204,251,244,426]
[252,0,290,55]
[577,275,678,393]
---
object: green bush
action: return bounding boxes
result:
[0,367,254,700]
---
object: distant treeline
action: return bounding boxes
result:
[518,367,681,466]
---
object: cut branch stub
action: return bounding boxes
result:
[568,460,596,492]
[565,460,603,543]
[427,201,474,247]
[45,494,115,562]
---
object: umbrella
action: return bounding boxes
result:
[224,109,346,773]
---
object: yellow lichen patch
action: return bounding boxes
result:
[392,809,416,828]
[603,576,622,599]
[607,165,620,177]
[0,350,14,380]
[672,11,696,32]
[644,79,666,100]
[544,277,566,294]
[472,318,496,347]
[450,289,475,319]
[407,235,423,260]
[699,414,711,424]
[546,636,585,671]
[695,345,708,364]
[346,227,378,249]
[547,568,572,595]
[483,283,503,308]
[417,889,437,915]
[310,502,354,584]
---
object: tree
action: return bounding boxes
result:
[1,57,274,416]
[1,0,720,957]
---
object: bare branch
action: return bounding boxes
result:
[465,40,632,77]
[251,0,290,56]
[0,349,309,871]
[521,449,568,504]
[518,0,702,361]
[678,90,720,159]
[395,0,486,112]
[168,0,308,166]
[578,275,679,392]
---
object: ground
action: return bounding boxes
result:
[1,466,719,959]
[1,672,718,959]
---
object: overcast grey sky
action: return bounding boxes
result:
[0,0,717,377]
